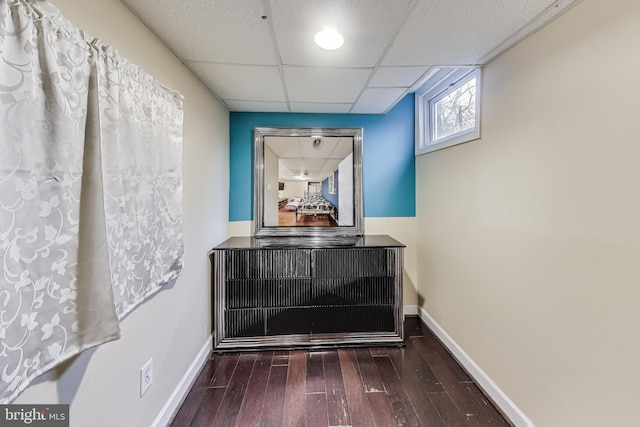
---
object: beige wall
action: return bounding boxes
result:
[365,217,418,308]
[415,0,640,426]
[282,181,308,199]
[13,1,230,427]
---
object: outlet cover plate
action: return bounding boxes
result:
[140,358,153,397]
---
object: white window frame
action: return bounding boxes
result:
[415,68,482,155]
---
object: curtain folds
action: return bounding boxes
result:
[0,0,184,403]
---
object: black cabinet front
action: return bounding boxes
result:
[211,236,404,351]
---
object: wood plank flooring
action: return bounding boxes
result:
[170,317,510,426]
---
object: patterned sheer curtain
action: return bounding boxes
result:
[0,0,184,403]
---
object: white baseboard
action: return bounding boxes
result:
[418,307,534,427]
[404,304,418,316]
[152,335,213,427]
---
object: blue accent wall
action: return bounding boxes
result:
[229,94,416,221]
[322,171,339,212]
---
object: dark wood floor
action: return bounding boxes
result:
[170,317,510,426]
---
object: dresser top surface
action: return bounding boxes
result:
[212,235,404,250]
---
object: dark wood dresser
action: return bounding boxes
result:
[210,235,404,351]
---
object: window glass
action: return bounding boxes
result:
[432,75,476,141]
[415,68,481,155]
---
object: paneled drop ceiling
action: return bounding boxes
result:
[120,0,580,114]
[266,136,353,182]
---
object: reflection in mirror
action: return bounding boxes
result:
[263,135,353,227]
[254,127,363,238]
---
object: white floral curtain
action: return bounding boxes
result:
[0,0,184,403]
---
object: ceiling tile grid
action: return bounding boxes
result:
[352,88,409,114]
[288,102,353,114]
[368,66,432,88]
[122,0,278,65]
[283,66,372,104]
[382,0,559,66]
[224,100,289,113]
[269,0,415,68]
[120,0,581,114]
[267,136,348,181]
[187,63,286,102]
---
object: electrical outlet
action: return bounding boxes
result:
[140,358,153,397]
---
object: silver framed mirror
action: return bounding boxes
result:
[254,126,364,238]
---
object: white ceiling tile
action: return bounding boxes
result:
[352,88,407,114]
[267,137,305,158]
[300,137,341,159]
[288,103,353,114]
[382,0,558,66]
[270,0,414,67]
[225,100,289,113]
[333,137,354,158]
[120,0,277,65]
[369,66,432,88]
[284,67,371,103]
[319,159,342,179]
[187,62,286,102]
[278,159,300,180]
[267,136,352,181]
[304,157,330,172]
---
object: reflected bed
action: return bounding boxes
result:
[296,195,335,222]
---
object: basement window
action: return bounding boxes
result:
[415,68,481,155]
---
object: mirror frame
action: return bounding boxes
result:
[254,126,364,238]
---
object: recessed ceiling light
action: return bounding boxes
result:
[314,29,344,50]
